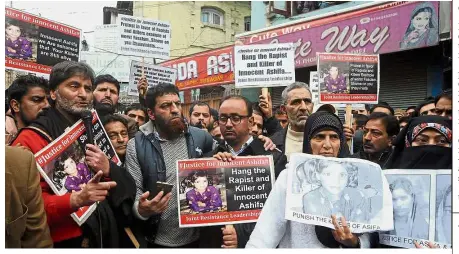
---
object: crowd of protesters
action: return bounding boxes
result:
[5,61,452,249]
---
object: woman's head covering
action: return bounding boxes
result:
[302,111,348,158]
[386,115,452,169]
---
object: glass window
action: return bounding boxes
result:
[201,8,224,26]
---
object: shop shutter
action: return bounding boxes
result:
[379,50,428,110]
[271,86,285,108]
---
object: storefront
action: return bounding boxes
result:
[235,1,452,110]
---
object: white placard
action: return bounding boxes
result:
[285,153,394,234]
[80,52,142,83]
[234,43,295,88]
[129,60,177,96]
[93,24,119,53]
[117,14,171,59]
[309,71,320,106]
[379,169,452,249]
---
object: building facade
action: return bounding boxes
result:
[133,1,251,115]
[239,1,452,110]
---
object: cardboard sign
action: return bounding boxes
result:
[5,7,80,75]
[128,60,176,96]
[177,156,275,227]
[117,14,170,59]
[317,53,379,104]
[234,43,295,88]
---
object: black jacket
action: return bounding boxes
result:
[262,116,283,137]
[24,108,136,248]
[201,137,280,248]
[350,147,393,169]
[130,122,214,247]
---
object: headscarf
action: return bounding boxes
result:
[301,111,349,248]
[302,111,348,158]
[386,115,452,169]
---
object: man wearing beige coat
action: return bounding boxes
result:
[5,146,52,248]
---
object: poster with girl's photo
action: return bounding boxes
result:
[317,53,379,104]
[285,153,394,233]
[5,7,81,75]
[380,170,451,249]
[177,156,275,227]
[34,110,121,225]
[5,17,38,61]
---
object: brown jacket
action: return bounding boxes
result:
[5,146,53,248]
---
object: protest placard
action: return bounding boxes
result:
[380,170,452,249]
[34,110,121,225]
[93,24,119,53]
[80,52,143,83]
[234,43,295,88]
[177,156,275,227]
[5,7,81,75]
[128,60,177,96]
[117,14,170,59]
[317,53,379,104]
[285,153,394,233]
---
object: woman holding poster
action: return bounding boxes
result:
[247,111,373,248]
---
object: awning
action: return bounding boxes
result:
[236,1,440,68]
[162,1,442,90]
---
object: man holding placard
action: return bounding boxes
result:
[204,95,280,248]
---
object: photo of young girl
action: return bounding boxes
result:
[5,18,38,61]
[45,141,92,195]
[179,169,226,214]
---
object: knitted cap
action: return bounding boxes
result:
[302,111,347,157]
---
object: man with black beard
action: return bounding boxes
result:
[12,61,136,248]
[7,75,50,142]
[92,74,138,139]
[125,83,214,248]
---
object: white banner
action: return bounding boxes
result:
[285,153,394,233]
[117,14,170,59]
[380,169,452,249]
[80,52,141,83]
[234,43,295,88]
[93,24,119,53]
[129,60,176,96]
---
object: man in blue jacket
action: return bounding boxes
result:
[125,83,214,248]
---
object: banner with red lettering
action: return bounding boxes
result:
[236,1,439,69]
[317,53,379,104]
[5,7,80,75]
[160,46,234,90]
[177,156,274,227]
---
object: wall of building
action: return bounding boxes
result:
[133,1,250,59]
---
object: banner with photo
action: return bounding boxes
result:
[380,169,451,249]
[317,53,379,104]
[34,110,121,225]
[5,7,80,75]
[177,156,275,227]
[285,153,394,233]
[234,43,295,88]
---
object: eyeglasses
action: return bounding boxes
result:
[219,115,249,125]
